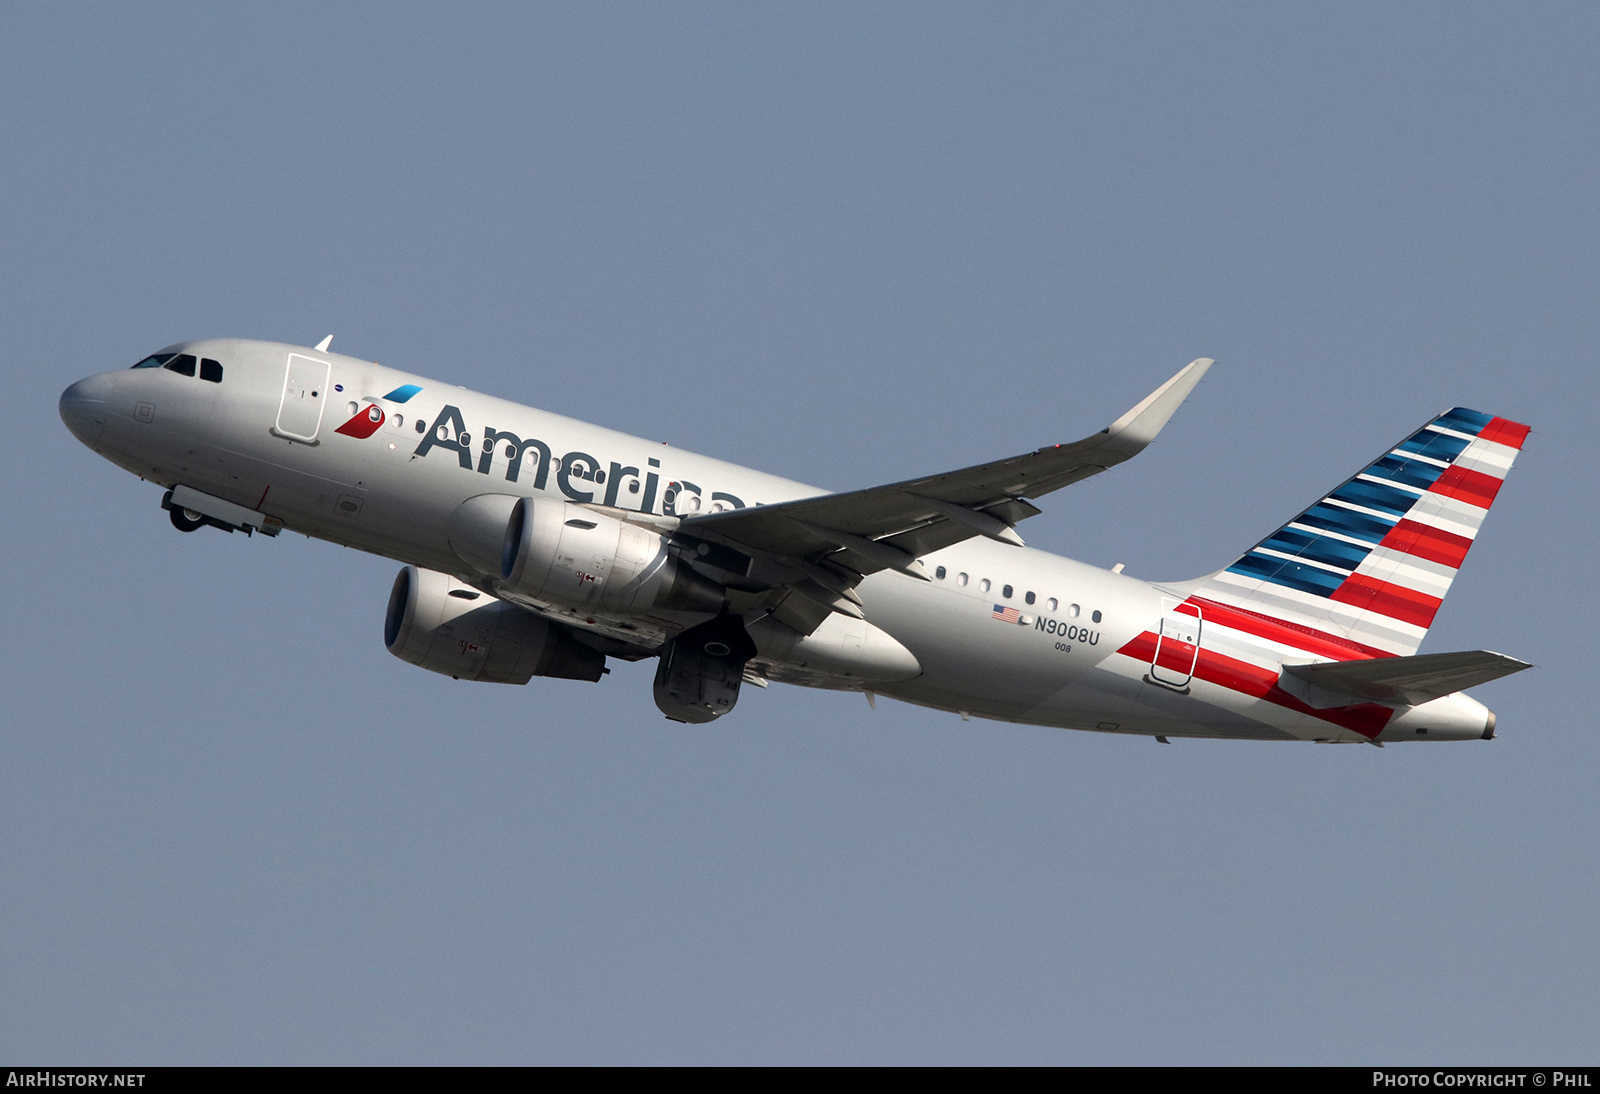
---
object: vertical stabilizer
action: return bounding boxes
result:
[1195,408,1529,657]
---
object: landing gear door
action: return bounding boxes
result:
[1150,598,1202,688]
[273,354,331,444]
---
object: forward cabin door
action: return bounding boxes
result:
[273,354,331,443]
[1150,599,1202,688]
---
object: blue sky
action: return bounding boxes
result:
[2,3,1594,1063]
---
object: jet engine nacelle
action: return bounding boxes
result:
[385,565,606,683]
[497,497,724,615]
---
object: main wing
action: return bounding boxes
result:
[668,358,1212,634]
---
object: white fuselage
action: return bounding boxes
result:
[59,339,1496,743]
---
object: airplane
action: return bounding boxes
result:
[58,338,1531,743]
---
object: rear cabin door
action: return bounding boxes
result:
[274,354,331,443]
[1150,599,1202,688]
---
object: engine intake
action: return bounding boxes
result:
[384,565,605,683]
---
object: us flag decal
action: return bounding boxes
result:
[991,605,1022,624]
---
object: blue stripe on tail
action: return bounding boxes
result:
[1214,408,1496,605]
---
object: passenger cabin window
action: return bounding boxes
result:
[1092,610,1102,623]
[979,578,991,593]
[1002,584,1013,599]
[957,573,968,586]
[164,354,198,376]
[131,354,175,369]
[1025,591,1036,605]
[1047,597,1058,611]
[935,566,946,580]
[1068,603,1080,617]
[199,358,223,383]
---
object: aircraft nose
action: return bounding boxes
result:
[60,374,113,448]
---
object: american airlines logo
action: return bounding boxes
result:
[406,401,751,518]
[334,384,422,439]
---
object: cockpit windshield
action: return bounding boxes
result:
[129,352,223,382]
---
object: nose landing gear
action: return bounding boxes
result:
[160,488,238,534]
[158,486,282,537]
[168,504,207,533]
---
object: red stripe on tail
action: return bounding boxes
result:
[1329,574,1443,629]
[1377,519,1473,569]
[1430,464,1503,509]
[1188,597,1394,661]
[1479,417,1531,449]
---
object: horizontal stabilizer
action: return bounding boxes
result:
[1279,650,1530,708]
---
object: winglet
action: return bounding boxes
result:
[1105,357,1212,449]
[315,335,333,352]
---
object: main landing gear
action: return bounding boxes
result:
[653,611,761,724]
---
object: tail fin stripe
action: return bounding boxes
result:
[1435,407,1495,433]
[1189,597,1394,660]
[1363,551,1455,596]
[1330,575,1443,629]
[1227,554,1347,596]
[1398,429,1474,462]
[1480,417,1531,449]
[1329,479,1419,517]
[1251,546,1353,576]
[1405,491,1494,539]
[1397,449,1452,469]
[1299,503,1394,543]
[1430,464,1504,509]
[1378,519,1472,569]
[1331,612,1427,651]
[1356,472,1427,497]
[1288,521,1378,550]
[1261,527,1372,569]
[1205,574,1427,651]
[1369,454,1448,491]
[1456,447,1515,476]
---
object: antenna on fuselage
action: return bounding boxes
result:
[314,335,333,352]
